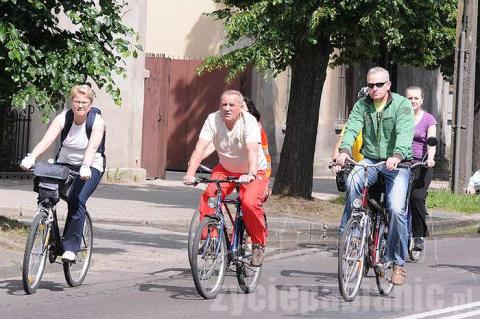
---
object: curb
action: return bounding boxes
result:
[4,206,479,242]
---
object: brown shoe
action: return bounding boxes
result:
[391,265,406,286]
[251,244,265,267]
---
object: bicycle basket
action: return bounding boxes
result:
[33,162,72,200]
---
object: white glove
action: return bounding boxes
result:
[80,165,92,180]
[20,155,36,170]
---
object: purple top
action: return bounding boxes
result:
[412,111,437,159]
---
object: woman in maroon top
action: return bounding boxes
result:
[406,86,437,251]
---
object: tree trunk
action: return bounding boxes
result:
[272,41,332,198]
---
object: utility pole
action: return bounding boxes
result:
[451,0,478,193]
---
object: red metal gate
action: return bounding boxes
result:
[142,56,251,178]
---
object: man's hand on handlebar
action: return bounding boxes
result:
[385,156,400,171]
[238,174,255,184]
[336,153,351,167]
[183,175,196,186]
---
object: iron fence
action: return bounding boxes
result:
[0,106,34,172]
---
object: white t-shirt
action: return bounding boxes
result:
[199,110,267,173]
[56,110,105,172]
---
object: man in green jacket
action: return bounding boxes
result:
[336,66,414,286]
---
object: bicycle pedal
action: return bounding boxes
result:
[48,247,57,264]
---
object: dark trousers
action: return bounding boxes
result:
[409,166,433,237]
[62,167,102,253]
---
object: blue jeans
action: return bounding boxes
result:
[62,168,102,253]
[339,158,410,266]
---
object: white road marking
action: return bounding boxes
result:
[396,301,480,319]
[436,309,480,319]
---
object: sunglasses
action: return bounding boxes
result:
[367,82,387,89]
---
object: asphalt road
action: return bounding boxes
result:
[0,222,479,319]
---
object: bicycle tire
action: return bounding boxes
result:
[63,212,93,287]
[191,216,227,299]
[236,225,262,294]
[338,215,366,302]
[375,222,394,296]
[187,209,200,267]
[22,212,50,294]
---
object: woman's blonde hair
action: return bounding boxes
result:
[69,84,95,102]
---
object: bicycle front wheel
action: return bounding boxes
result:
[187,209,200,267]
[236,226,262,294]
[191,217,227,299]
[63,212,93,287]
[375,222,394,296]
[22,212,50,294]
[338,215,366,302]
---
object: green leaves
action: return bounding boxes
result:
[1,0,142,117]
[202,0,456,80]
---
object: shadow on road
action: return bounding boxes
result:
[0,279,66,296]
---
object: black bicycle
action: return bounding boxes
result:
[22,162,93,294]
[187,166,263,299]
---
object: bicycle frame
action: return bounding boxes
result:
[199,178,247,265]
[347,159,388,270]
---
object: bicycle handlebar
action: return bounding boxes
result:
[191,176,241,186]
[329,157,427,170]
[29,164,80,177]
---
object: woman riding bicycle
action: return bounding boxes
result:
[405,86,437,252]
[20,84,105,263]
[183,90,269,267]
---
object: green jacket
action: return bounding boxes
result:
[339,92,414,160]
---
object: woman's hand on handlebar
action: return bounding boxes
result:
[20,154,36,170]
[80,165,92,180]
[425,158,435,168]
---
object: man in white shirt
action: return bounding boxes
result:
[183,90,269,266]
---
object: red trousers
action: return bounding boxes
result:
[198,164,269,246]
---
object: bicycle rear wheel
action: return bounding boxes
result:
[191,216,227,299]
[375,222,394,296]
[187,209,200,267]
[236,225,262,294]
[22,212,50,294]
[63,212,93,287]
[338,215,366,302]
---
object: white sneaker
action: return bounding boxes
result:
[61,251,76,262]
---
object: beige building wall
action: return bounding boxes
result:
[146,0,225,57]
